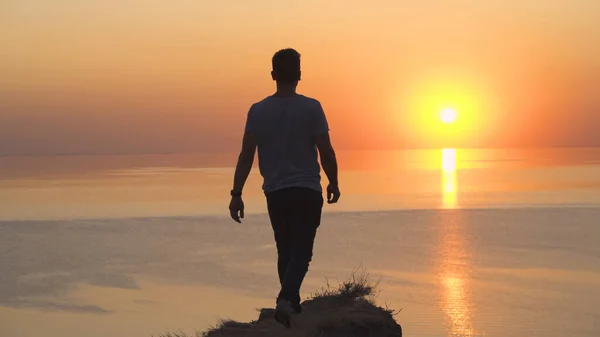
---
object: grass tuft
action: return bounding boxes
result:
[154,330,201,337]
[310,266,380,302]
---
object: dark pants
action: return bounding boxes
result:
[266,187,323,304]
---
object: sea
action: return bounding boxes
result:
[1,148,599,337]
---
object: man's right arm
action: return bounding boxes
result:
[316,132,340,204]
[315,132,338,188]
[312,100,340,203]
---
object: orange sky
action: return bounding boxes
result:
[1,0,599,155]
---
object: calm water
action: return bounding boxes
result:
[1,148,599,220]
[1,148,599,337]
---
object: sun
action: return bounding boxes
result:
[440,108,457,124]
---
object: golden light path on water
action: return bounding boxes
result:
[439,148,477,336]
[442,148,457,209]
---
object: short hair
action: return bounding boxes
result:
[272,48,301,83]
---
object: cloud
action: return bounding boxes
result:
[4,300,112,314]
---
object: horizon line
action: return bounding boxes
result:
[1,145,599,159]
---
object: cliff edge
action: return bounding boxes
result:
[159,272,402,337]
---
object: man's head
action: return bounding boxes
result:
[271,48,301,84]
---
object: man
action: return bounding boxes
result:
[228,48,340,328]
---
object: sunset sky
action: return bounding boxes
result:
[1,0,599,156]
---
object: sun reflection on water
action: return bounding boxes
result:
[439,148,477,336]
[441,270,475,336]
[442,148,457,209]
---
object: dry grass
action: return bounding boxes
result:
[310,267,379,301]
[155,332,202,337]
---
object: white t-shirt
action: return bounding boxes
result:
[245,94,330,194]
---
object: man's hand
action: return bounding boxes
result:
[229,196,244,223]
[327,184,341,204]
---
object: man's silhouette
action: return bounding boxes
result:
[229,48,340,328]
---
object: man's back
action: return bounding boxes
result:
[245,94,329,193]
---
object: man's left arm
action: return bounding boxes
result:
[229,105,257,223]
[229,130,256,223]
[231,130,257,195]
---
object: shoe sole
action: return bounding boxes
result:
[274,310,292,328]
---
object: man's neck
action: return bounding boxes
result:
[274,83,298,97]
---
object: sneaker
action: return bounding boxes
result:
[274,299,293,328]
[291,301,303,314]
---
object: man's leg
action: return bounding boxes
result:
[266,190,292,300]
[277,188,323,305]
